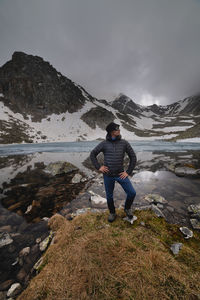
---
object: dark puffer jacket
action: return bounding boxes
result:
[90,134,137,176]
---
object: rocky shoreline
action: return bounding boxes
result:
[0,161,92,300]
[0,152,200,299]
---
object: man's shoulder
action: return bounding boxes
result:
[96,140,106,147]
[119,138,128,144]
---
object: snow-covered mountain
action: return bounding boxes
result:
[0,51,200,144]
[110,93,200,141]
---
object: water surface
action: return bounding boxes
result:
[1,140,200,156]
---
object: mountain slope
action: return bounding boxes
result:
[0,52,90,121]
[110,94,200,141]
[0,51,200,144]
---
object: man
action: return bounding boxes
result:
[90,122,137,222]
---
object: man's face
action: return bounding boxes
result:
[111,129,120,137]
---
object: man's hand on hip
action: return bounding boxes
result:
[99,166,109,173]
[119,171,129,179]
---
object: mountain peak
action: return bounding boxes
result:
[0,51,89,121]
[12,51,36,60]
[111,93,141,116]
[114,93,133,103]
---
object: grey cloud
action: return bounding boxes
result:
[0,0,200,105]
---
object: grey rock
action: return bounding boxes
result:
[7,283,22,298]
[80,176,88,182]
[0,232,13,248]
[89,191,107,204]
[144,194,167,204]
[39,231,53,252]
[166,164,176,172]
[167,206,175,212]
[157,203,164,209]
[188,203,200,214]
[71,173,82,183]
[134,205,152,211]
[151,204,165,218]
[175,167,200,178]
[179,227,193,239]
[170,243,183,255]
[190,219,200,230]
[45,161,78,176]
[33,256,44,271]
[190,213,200,221]
[19,247,30,257]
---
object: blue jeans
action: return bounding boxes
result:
[103,174,136,213]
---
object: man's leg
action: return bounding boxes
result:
[117,177,136,210]
[103,175,116,213]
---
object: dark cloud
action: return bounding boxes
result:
[0,0,200,105]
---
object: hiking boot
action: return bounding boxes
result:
[124,208,133,219]
[108,213,116,222]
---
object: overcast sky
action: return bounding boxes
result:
[0,0,200,106]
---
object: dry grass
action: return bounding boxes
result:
[17,210,200,300]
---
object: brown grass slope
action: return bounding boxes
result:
[17,210,200,300]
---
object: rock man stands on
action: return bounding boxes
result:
[90,122,137,222]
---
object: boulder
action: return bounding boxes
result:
[19,247,30,257]
[33,256,44,271]
[175,167,200,178]
[7,283,22,298]
[71,173,82,183]
[89,191,107,204]
[179,227,193,239]
[39,231,53,252]
[45,161,78,176]
[170,243,183,255]
[151,204,165,218]
[188,204,200,215]
[144,194,167,204]
[0,232,13,248]
[134,205,152,211]
[190,219,200,230]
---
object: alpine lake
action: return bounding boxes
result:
[0,140,200,297]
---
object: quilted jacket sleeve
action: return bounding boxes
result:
[125,141,137,175]
[90,141,104,170]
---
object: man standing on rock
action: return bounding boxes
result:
[90,122,137,222]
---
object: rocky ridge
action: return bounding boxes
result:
[0,51,200,144]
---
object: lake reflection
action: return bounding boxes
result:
[84,169,200,227]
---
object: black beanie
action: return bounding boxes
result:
[106,122,120,133]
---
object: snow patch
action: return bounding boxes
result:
[178,138,200,143]
[152,126,193,132]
